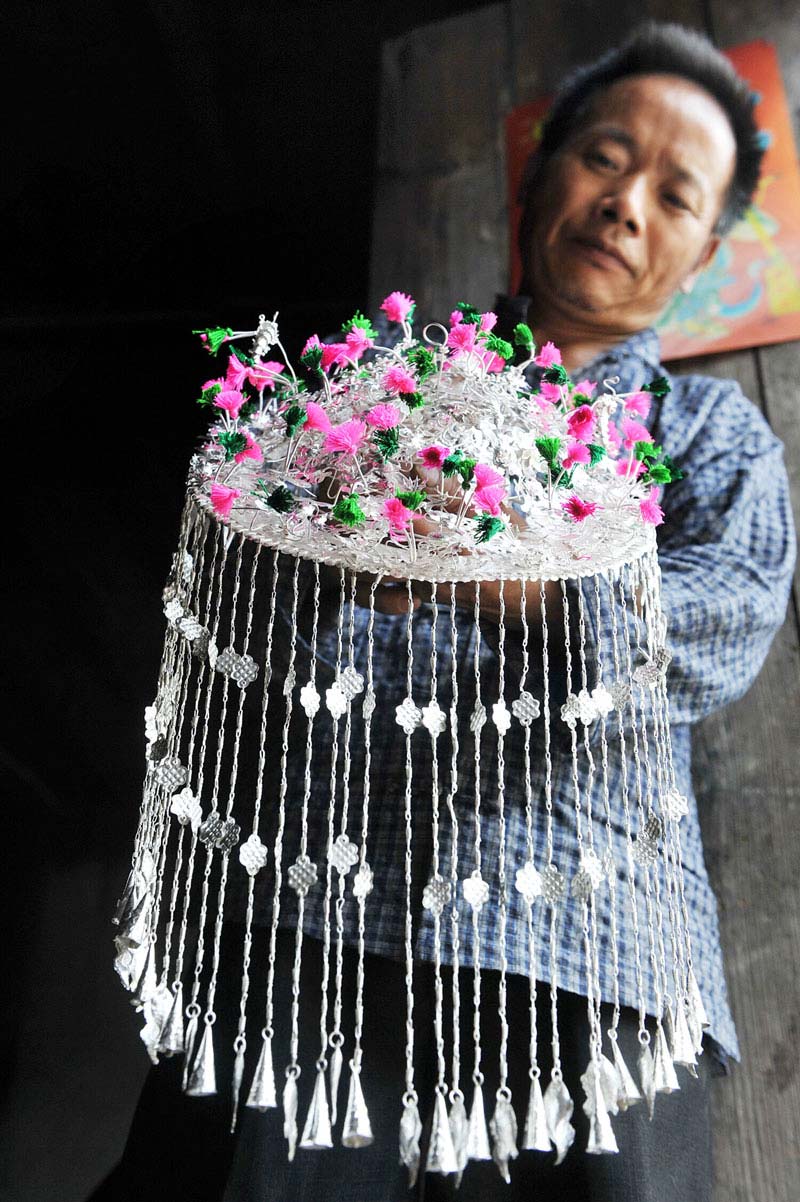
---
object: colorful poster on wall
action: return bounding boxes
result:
[504,40,800,360]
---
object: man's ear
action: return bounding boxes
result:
[682,234,722,291]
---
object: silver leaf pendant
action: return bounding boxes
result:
[341,1068,373,1148]
[521,1075,551,1151]
[158,984,185,1057]
[610,1038,642,1110]
[230,1045,246,1132]
[448,1095,469,1185]
[543,1076,575,1165]
[653,1024,680,1094]
[598,1054,621,1115]
[186,1023,217,1097]
[489,1094,518,1184]
[300,1067,333,1149]
[246,1036,277,1110]
[283,1074,299,1162]
[329,1044,344,1126]
[466,1083,492,1161]
[399,1097,423,1187]
[581,1060,619,1154]
[637,1043,657,1120]
[426,1091,458,1175]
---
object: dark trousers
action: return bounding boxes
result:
[91,925,714,1202]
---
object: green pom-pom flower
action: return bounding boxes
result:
[535,436,562,469]
[228,344,254,367]
[332,492,366,527]
[442,449,477,486]
[284,404,306,438]
[374,427,400,460]
[513,322,535,351]
[542,364,569,385]
[586,443,606,466]
[483,334,513,361]
[198,382,222,406]
[253,481,296,512]
[396,489,426,511]
[454,301,481,325]
[405,346,436,381]
[218,430,248,461]
[474,514,505,543]
[193,327,233,354]
[300,344,323,374]
[571,391,593,407]
[643,375,671,398]
[399,390,425,410]
[342,311,377,339]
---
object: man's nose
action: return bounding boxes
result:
[598,176,647,234]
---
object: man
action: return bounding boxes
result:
[96,20,795,1202]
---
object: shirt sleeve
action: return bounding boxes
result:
[575,380,796,731]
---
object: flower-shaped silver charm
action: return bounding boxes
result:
[164,598,184,624]
[561,695,581,728]
[215,817,241,853]
[422,875,451,915]
[326,683,347,720]
[591,683,614,718]
[239,832,268,876]
[610,680,631,710]
[632,814,663,867]
[352,863,374,899]
[577,688,598,725]
[470,700,487,734]
[515,860,543,904]
[144,704,161,745]
[570,850,606,901]
[156,758,188,791]
[421,700,447,737]
[337,665,364,701]
[299,682,320,718]
[177,614,205,642]
[662,787,689,821]
[362,689,376,721]
[170,787,202,831]
[191,628,211,660]
[462,870,489,911]
[541,863,566,906]
[396,697,422,734]
[288,854,318,896]
[198,812,224,847]
[329,834,359,875]
[492,700,511,735]
[230,654,259,689]
[633,648,670,688]
[214,647,239,678]
[512,691,540,726]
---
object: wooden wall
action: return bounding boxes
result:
[371,5,800,1199]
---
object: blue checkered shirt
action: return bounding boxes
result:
[242,310,795,1073]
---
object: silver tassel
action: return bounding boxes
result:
[489,1094,518,1184]
[425,1091,458,1175]
[246,1035,278,1110]
[300,1067,334,1149]
[672,1001,698,1076]
[283,1073,299,1162]
[399,1096,423,1187]
[466,1083,492,1161]
[182,1014,199,1090]
[581,1061,619,1155]
[341,1068,374,1148]
[543,1076,576,1165]
[329,1044,344,1126]
[185,1023,217,1096]
[653,1024,680,1094]
[158,985,185,1056]
[230,1045,246,1133]
[448,1095,469,1185]
[637,1043,656,1120]
[610,1038,642,1110]
[521,1076,551,1152]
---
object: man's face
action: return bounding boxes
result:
[524,73,738,332]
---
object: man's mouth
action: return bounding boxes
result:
[572,236,634,275]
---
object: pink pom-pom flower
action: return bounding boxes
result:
[449,309,464,327]
[234,431,263,465]
[366,403,402,430]
[304,401,332,433]
[214,389,246,420]
[534,341,562,368]
[383,496,414,536]
[248,360,285,390]
[562,494,599,522]
[473,463,504,489]
[479,311,498,331]
[382,364,417,395]
[210,482,241,519]
[621,416,653,449]
[640,486,665,525]
[472,485,506,515]
[418,444,450,470]
[566,404,596,442]
[539,381,562,403]
[225,354,249,390]
[617,457,646,478]
[624,391,652,418]
[447,323,478,353]
[380,291,415,324]
[345,327,373,361]
[321,343,350,371]
[573,378,596,398]
[323,419,367,455]
[562,439,591,469]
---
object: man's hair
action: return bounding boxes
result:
[519,21,765,252]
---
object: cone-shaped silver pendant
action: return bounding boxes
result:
[283,1073,299,1162]
[653,1024,680,1093]
[522,1075,551,1151]
[448,1094,469,1184]
[672,1001,698,1075]
[158,985,185,1056]
[300,1067,334,1149]
[329,1044,343,1127]
[543,1076,576,1165]
[182,1014,199,1090]
[687,966,710,1029]
[246,1036,278,1110]
[637,1043,656,1120]
[113,871,137,927]
[662,1000,676,1056]
[611,1038,642,1110]
[130,943,157,1010]
[466,1083,492,1161]
[489,1094,518,1184]
[399,1096,423,1187]
[341,1068,374,1148]
[584,1063,619,1155]
[425,1091,458,1175]
[119,891,151,950]
[230,1045,246,1133]
[185,1023,217,1096]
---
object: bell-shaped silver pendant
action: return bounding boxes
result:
[610,1037,642,1110]
[246,1035,278,1110]
[543,1076,575,1165]
[672,1001,698,1076]
[341,1068,374,1148]
[522,1075,551,1151]
[182,1013,199,1090]
[653,1024,680,1094]
[329,1044,344,1126]
[637,1042,656,1120]
[584,1062,619,1155]
[230,1044,246,1133]
[425,1090,458,1175]
[466,1083,492,1161]
[130,943,157,1010]
[300,1067,334,1149]
[399,1096,423,1187]
[185,1023,217,1097]
[448,1094,469,1183]
[283,1073,299,1162]
[119,890,151,950]
[158,984,185,1056]
[489,1093,518,1184]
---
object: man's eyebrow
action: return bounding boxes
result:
[582,125,706,192]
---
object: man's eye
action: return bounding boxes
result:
[664,192,690,210]
[586,150,618,170]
